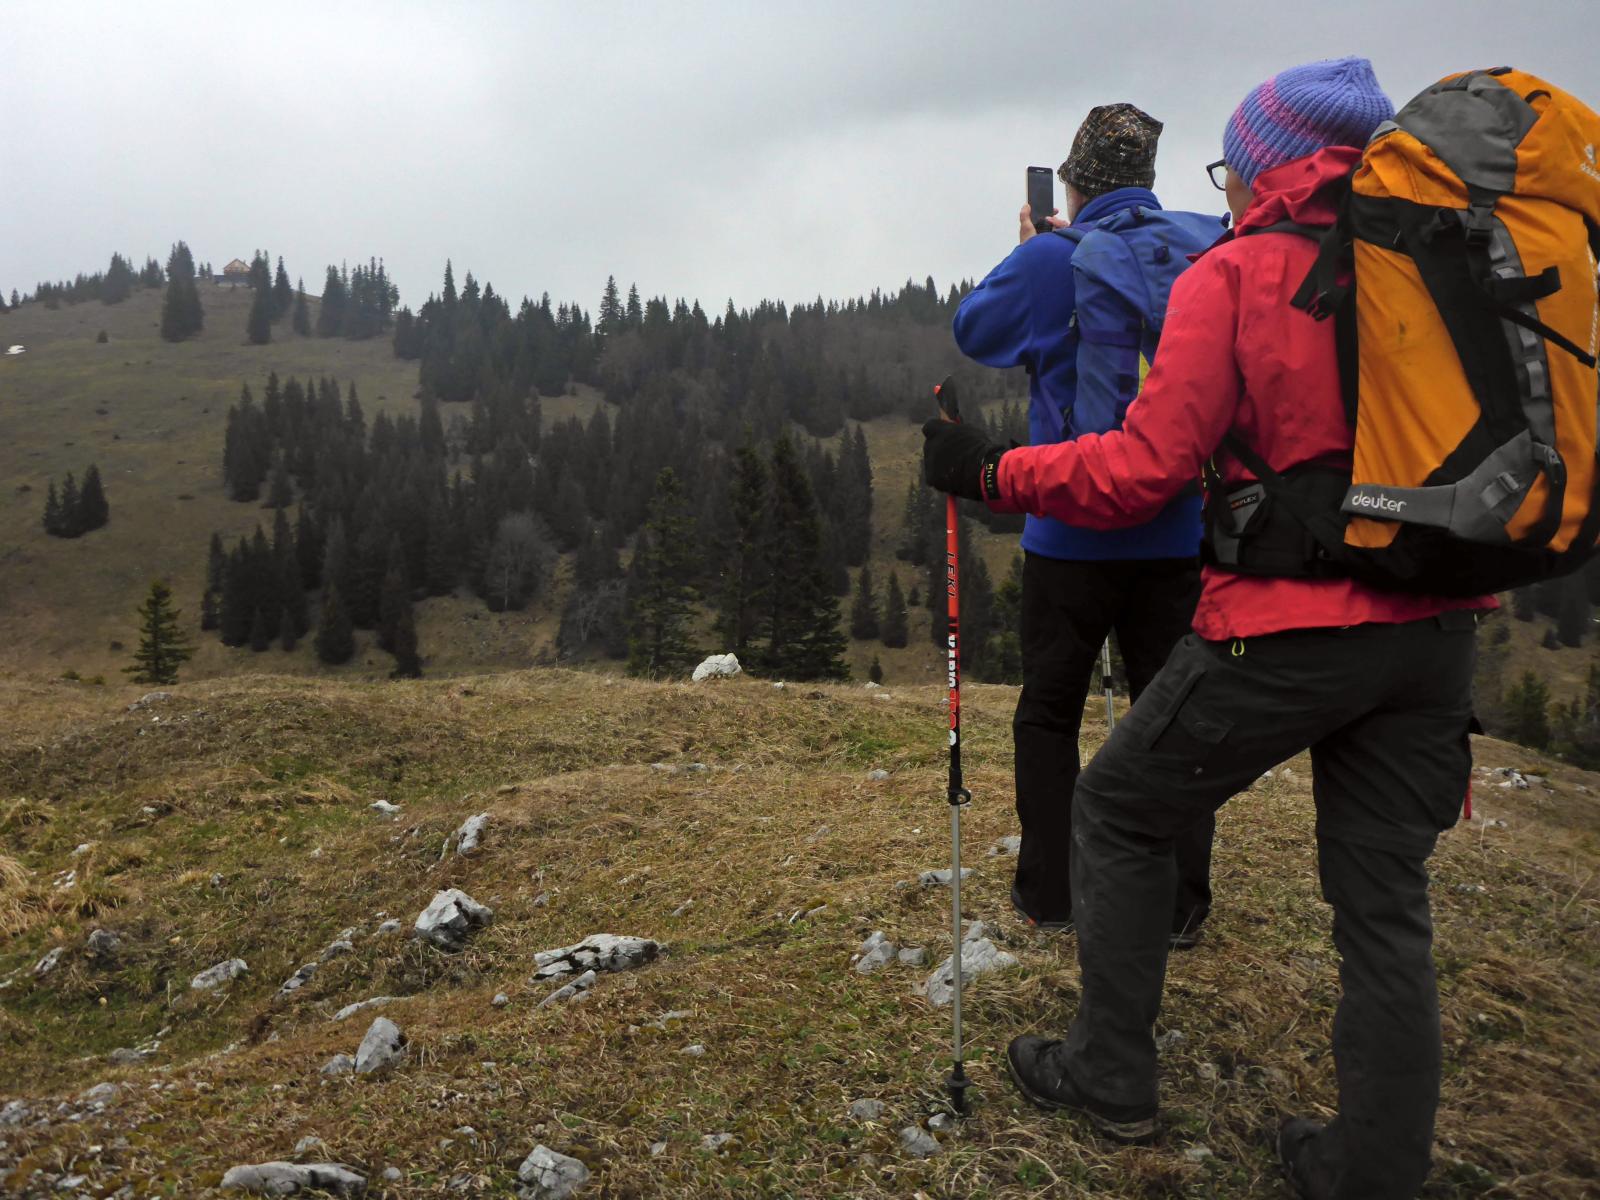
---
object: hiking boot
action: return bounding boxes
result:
[1004,1036,1157,1143]
[1011,885,1073,932]
[1277,1117,1329,1200]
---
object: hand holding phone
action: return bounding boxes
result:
[1026,166,1056,235]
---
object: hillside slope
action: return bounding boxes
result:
[1,671,1595,1197]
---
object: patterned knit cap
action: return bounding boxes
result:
[1059,103,1162,195]
[1223,57,1394,187]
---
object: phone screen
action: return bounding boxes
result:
[1027,166,1055,231]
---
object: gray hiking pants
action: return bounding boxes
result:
[1060,612,1477,1200]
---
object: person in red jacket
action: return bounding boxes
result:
[924,58,1491,1200]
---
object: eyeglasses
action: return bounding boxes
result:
[1206,159,1229,191]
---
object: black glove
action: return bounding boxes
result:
[922,419,1005,502]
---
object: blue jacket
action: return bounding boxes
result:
[953,187,1206,561]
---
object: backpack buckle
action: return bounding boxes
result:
[1462,206,1496,247]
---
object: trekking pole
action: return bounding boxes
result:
[934,374,973,1116]
[1100,639,1117,732]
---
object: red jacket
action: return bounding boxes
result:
[992,147,1493,640]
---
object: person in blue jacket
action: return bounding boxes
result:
[954,103,1217,942]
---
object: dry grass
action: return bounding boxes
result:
[0,668,1595,1197]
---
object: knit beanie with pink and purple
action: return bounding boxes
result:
[1223,57,1394,187]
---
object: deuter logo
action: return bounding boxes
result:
[1350,489,1407,514]
[1582,144,1600,184]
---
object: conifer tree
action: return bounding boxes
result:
[378,537,409,652]
[77,465,108,531]
[389,601,421,678]
[316,265,346,337]
[124,581,193,684]
[1504,670,1552,749]
[424,500,458,595]
[761,435,849,680]
[278,605,297,651]
[881,571,909,648]
[159,241,203,342]
[627,468,699,677]
[59,474,82,537]
[206,532,226,593]
[714,446,768,657]
[249,605,272,651]
[200,590,219,631]
[869,655,884,684]
[295,506,322,589]
[266,454,293,508]
[849,564,880,640]
[246,283,273,344]
[292,278,311,335]
[625,283,643,329]
[314,582,355,664]
[272,257,292,318]
[218,544,253,645]
[42,481,62,536]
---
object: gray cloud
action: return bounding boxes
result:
[3,0,1596,314]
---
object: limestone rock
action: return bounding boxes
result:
[516,1145,589,1200]
[854,931,897,975]
[897,947,928,967]
[899,1126,940,1158]
[492,993,510,1008]
[33,947,65,977]
[536,969,597,1009]
[925,933,1018,1008]
[320,1054,355,1077]
[532,934,657,980]
[278,962,318,996]
[191,958,249,990]
[293,1136,327,1158]
[986,835,1021,857]
[0,1100,30,1126]
[414,889,495,951]
[86,928,123,958]
[917,868,972,888]
[375,920,401,936]
[127,691,172,712]
[333,997,395,1022]
[700,1133,734,1152]
[691,653,741,682]
[454,813,490,856]
[867,769,890,781]
[219,1161,365,1196]
[320,940,355,962]
[369,800,401,815]
[848,1099,885,1123]
[354,1017,406,1075]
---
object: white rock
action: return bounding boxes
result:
[772,681,785,689]
[537,969,598,1009]
[354,1017,406,1074]
[532,934,658,979]
[1185,1146,1214,1162]
[0,1100,30,1126]
[927,1112,956,1132]
[1156,1029,1187,1052]
[81,1083,119,1104]
[126,692,171,712]
[414,889,495,951]
[33,947,66,977]
[71,842,95,857]
[670,899,694,918]
[320,1054,355,1077]
[897,947,928,967]
[532,892,550,908]
[278,962,318,995]
[854,931,897,975]
[381,1168,401,1182]
[691,653,742,683]
[867,769,890,781]
[848,1098,885,1122]
[454,813,490,856]
[333,997,395,1022]
[917,868,972,888]
[700,1133,734,1152]
[492,993,510,1008]
[516,1144,590,1200]
[679,1044,706,1057]
[219,1161,366,1196]
[191,958,249,990]
[649,1141,667,1157]
[987,835,1021,857]
[899,1126,940,1158]
[375,920,401,936]
[925,937,1019,1008]
[369,800,401,815]
[293,1136,327,1157]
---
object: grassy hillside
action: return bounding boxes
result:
[1,670,1596,1197]
[0,288,1018,688]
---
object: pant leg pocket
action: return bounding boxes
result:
[1138,653,1234,776]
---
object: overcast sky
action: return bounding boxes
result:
[3,1,1597,316]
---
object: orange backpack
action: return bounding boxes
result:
[1209,68,1600,595]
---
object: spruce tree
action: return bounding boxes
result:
[714,445,768,657]
[124,581,193,685]
[218,544,252,645]
[881,571,909,648]
[1558,573,1589,648]
[159,241,203,341]
[761,435,849,681]
[295,506,321,589]
[58,474,82,537]
[200,590,219,631]
[278,605,298,651]
[849,564,880,640]
[42,481,62,536]
[247,283,273,344]
[869,655,884,684]
[206,532,226,592]
[1504,670,1552,749]
[292,278,311,335]
[314,582,355,664]
[249,606,272,651]
[272,257,292,318]
[77,465,108,531]
[266,454,293,508]
[378,537,409,652]
[389,601,421,678]
[626,468,699,677]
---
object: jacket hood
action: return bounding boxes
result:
[1234,145,1361,233]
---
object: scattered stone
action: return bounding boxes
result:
[370,799,401,816]
[1184,1146,1214,1163]
[679,1044,706,1057]
[671,899,694,918]
[848,1099,885,1123]
[414,889,495,951]
[927,1112,955,1132]
[320,1054,355,1077]
[33,946,66,978]
[1456,883,1489,895]
[867,769,890,781]
[211,873,226,888]
[191,958,249,990]
[644,1009,691,1030]
[899,1126,940,1158]
[925,932,1019,1008]
[1197,1063,1220,1084]
[691,653,741,682]
[917,867,973,888]
[897,947,928,967]
[0,1100,30,1126]
[375,920,401,936]
[72,841,95,856]
[854,931,898,975]
[321,939,355,962]
[516,1144,590,1200]
[700,1133,734,1152]
[108,1046,152,1066]
[1280,766,1296,780]
[492,993,510,1008]
[381,1168,402,1182]
[333,997,395,1022]
[219,1161,366,1196]
[801,904,828,921]
[986,835,1021,857]
[496,782,518,794]
[649,1141,667,1157]
[454,813,490,856]
[127,691,172,712]
[772,681,785,689]
[532,934,658,979]
[354,1017,407,1075]
[537,969,597,1009]
[81,1083,120,1104]
[293,1136,328,1158]
[1156,1029,1187,1052]
[533,892,550,908]
[805,824,831,843]
[684,762,708,773]
[57,1176,88,1190]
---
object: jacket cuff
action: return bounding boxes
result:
[984,449,1024,513]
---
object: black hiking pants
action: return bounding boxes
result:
[1013,553,1212,931]
[1059,613,1477,1200]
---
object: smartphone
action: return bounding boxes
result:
[1026,166,1056,232]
